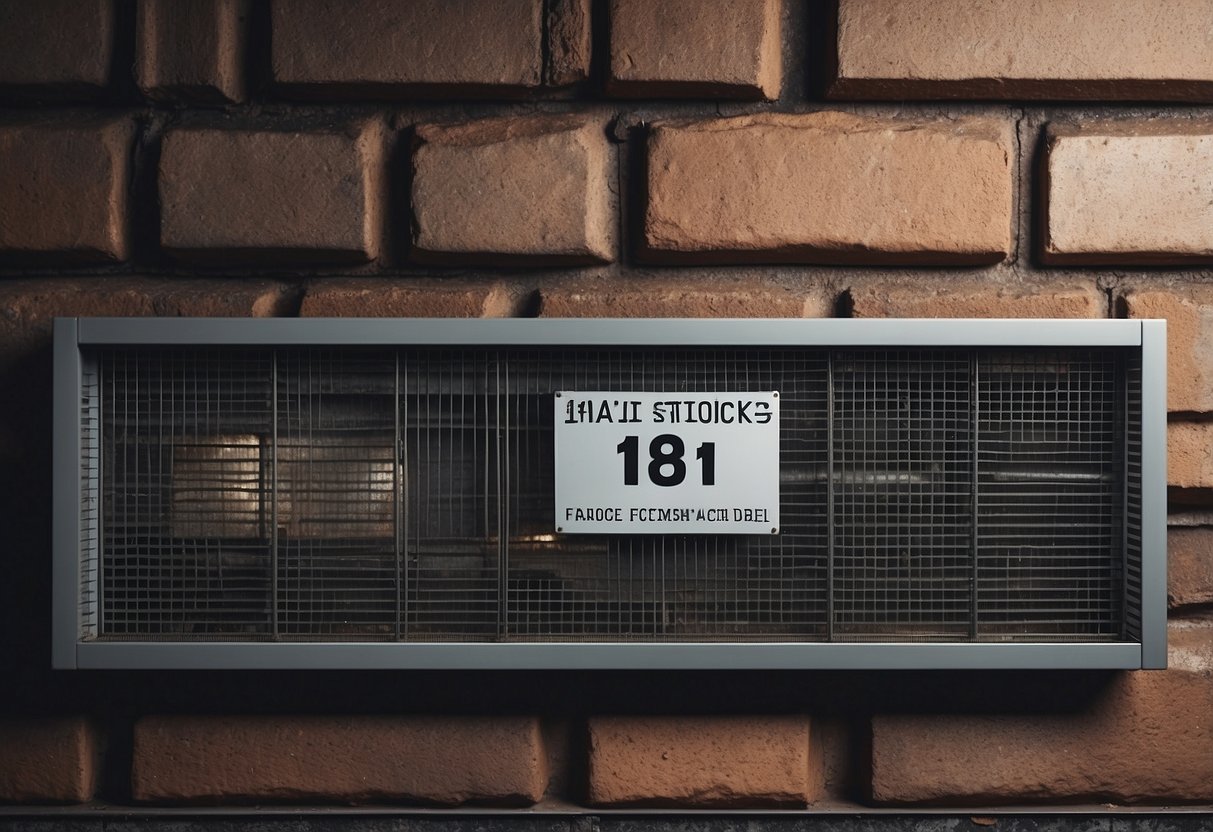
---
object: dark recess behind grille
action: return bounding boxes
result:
[93,345,1131,644]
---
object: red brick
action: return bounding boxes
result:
[870,623,1213,805]
[159,122,385,265]
[1170,526,1213,609]
[1170,422,1213,491]
[538,278,829,317]
[0,278,293,371]
[301,279,529,318]
[607,0,781,100]
[131,715,546,805]
[831,0,1213,101]
[548,0,592,86]
[0,717,98,804]
[412,116,613,265]
[848,281,1103,319]
[642,113,1012,265]
[137,0,248,104]
[1044,123,1213,265]
[1122,287,1213,413]
[0,117,132,264]
[588,716,816,808]
[272,0,542,98]
[0,0,112,97]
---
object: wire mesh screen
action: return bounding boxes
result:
[831,351,973,640]
[79,357,101,639]
[975,350,1123,639]
[92,344,1133,644]
[503,349,828,641]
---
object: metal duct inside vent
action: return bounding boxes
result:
[54,318,1167,669]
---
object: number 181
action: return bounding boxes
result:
[616,434,715,487]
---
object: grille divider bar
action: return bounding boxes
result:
[395,351,404,641]
[970,353,980,641]
[498,354,508,640]
[270,349,279,641]
[1120,351,1130,641]
[826,350,835,643]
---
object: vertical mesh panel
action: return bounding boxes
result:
[503,348,828,642]
[92,343,1133,645]
[403,350,499,639]
[831,351,972,640]
[102,349,273,638]
[275,350,398,639]
[975,350,1122,638]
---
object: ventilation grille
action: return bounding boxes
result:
[89,345,1131,644]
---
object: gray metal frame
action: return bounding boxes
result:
[53,317,1168,671]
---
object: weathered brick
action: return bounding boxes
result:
[0,717,97,804]
[538,278,829,317]
[1044,123,1213,265]
[0,0,112,97]
[588,716,816,808]
[548,0,592,86]
[607,0,781,100]
[1122,287,1213,413]
[137,0,248,104]
[870,623,1213,805]
[272,0,542,98]
[0,117,131,264]
[1170,526,1213,609]
[849,281,1103,319]
[412,116,613,265]
[642,113,1012,265]
[0,278,293,370]
[132,715,546,805]
[1170,421,1213,495]
[159,122,384,264]
[301,279,528,318]
[831,0,1213,101]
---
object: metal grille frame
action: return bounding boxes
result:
[53,318,1167,670]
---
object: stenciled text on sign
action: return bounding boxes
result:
[554,391,780,534]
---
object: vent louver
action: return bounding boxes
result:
[54,318,1167,669]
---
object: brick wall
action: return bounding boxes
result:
[1,0,1211,812]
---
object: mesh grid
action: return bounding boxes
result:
[101,349,273,638]
[831,351,973,640]
[503,348,828,641]
[975,350,1122,638]
[93,344,1131,643]
[1124,355,1143,641]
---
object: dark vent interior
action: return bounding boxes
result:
[90,345,1133,644]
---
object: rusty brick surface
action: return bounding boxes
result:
[301,278,528,317]
[132,715,547,805]
[158,122,385,264]
[1121,286,1213,413]
[411,115,613,265]
[642,113,1012,265]
[870,623,1213,804]
[0,0,112,96]
[607,0,781,100]
[271,0,542,98]
[538,277,829,317]
[831,0,1213,100]
[0,717,98,804]
[1044,122,1213,265]
[1170,526,1213,609]
[0,116,132,264]
[588,716,816,808]
[136,0,248,103]
[848,280,1103,318]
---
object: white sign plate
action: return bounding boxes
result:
[554,391,780,534]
